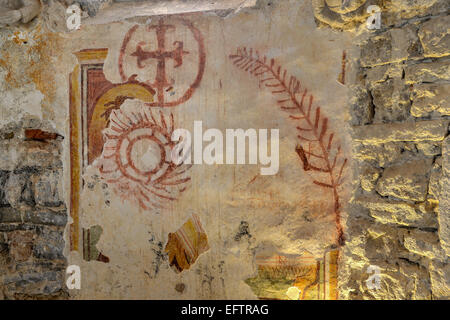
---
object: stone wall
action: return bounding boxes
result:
[0,119,67,299]
[318,0,450,300]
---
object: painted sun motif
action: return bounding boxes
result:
[95,100,191,210]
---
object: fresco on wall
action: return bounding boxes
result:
[95,100,192,210]
[165,214,210,273]
[69,48,155,254]
[67,0,352,299]
[118,18,205,107]
[82,225,110,263]
[229,47,347,246]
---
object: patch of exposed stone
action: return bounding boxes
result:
[337,1,449,299]
[0,118,67,300]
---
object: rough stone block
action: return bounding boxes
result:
[440,136,450,256]
[365,64,403,84]
[405,59,450,84]
[360,32,393,67]
[397,260,432,300]
[355,141,430,167]
[33,242,64,260]
[364,223,407,262]
[386,0,448,21]
[410,83,450,117]
[376,159,433,202]
[0,207,67,227]
[24,129,62,142]
[354,195,438,228]
[0,170,9,206]
[3,271,64,296]
[19,141,62,170]
[430,260,450,299]
[8,230,34,262]
[418,15,450,58]
[1,167,64,209]
[403,229,446,261]
[349,86,373,126]
[416,141,442,157]
[428,157,442,202]
[355,142,404,167]
[360,166,382,192]
[370,79,411,123]
[32,169,63,207]
[32,227,65,260]
[356,256,431,299]
[0,139,62,171]
[4,170,35,208]
[353,119,449,144]
[360,24,421,67]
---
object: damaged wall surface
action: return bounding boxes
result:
[0,0,448,300]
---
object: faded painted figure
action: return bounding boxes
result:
[0,0,40,26]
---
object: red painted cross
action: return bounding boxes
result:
[131,19,189,106]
